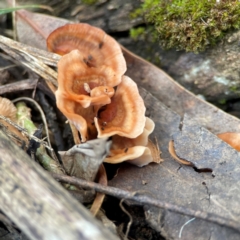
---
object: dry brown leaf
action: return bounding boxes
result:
[217,132,240,151]
[168,140,192,166]
[59,138,111,181]
[90,164,107,216]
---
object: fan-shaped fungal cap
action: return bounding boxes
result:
[0,97,28,146]
[57,49,118,108]
[94,75,146,138]
[104,146,152,166]
[105,144,161,167]
[0,97,17,122]
[47,23,126,80]
[104,118,161,167]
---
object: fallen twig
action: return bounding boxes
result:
[0,79,38,94]
[51,172,240,233]
[0,114,52,151]
[0,34,60,67]
[0,35,58,93]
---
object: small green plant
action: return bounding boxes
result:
[82,0,98,5]
[0,5,52,15]
[132,0,240,52]
[130,27,146,40]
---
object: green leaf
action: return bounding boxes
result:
[0,5,53,15]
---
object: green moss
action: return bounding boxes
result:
[82,0,98,5]
[132,0,240,52]
[218,99,227,105]
[230,85,238,92]
[130,27,146,40]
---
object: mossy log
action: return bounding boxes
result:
[0,130,118,240]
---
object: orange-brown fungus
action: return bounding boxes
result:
[0,97,17,122]
[0,97,28,146]
[94,76,146,138]
[104,118,162,166]
[168,140,192,165]
[49,23,159,165]
[57,49,119,108]
[47,23,126,82]
[50,23,127,142]
[55,92,88,142]
[111,117,155,149]
[104,146,152,166]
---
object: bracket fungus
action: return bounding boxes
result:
[94,76,146,139]
[56,49,118,109]
[0,97,17,122]
[48,23,161,166]
[47,23,126,80]
[0,97,28,147]
[105,117,162,167]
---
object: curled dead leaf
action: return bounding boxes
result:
[168,140,192,165]
[59,138,111,181]
[217,132,240,151]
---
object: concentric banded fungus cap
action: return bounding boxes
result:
[47,23,126,80]
[57,49,117,108]
[94,75,146,138]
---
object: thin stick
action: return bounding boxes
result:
[12,97,52,152]
[119,199,133,240]
[0,35,58,93]
[0,79,38,95]
[0,114,52,151]
[13,97,59,162]
[0,35,60,67]
[179,218,195,238]
[51,173,240,233]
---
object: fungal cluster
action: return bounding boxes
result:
[47,23,161,166]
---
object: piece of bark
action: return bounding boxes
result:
[122,36,236,102]
[0,130,118,240]
[0,35,58,94]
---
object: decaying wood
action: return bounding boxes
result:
[0,34,60,67]
[0,35,58,93]
[0,130,118,240]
